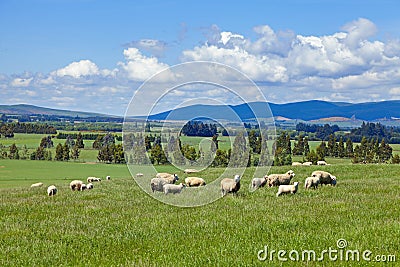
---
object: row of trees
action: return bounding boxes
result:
[0,122,57,138]
[273,132,395,165]
[180,121,218,137]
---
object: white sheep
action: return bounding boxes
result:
[163,183,186,195]
[267,170,295,187]
[304,176,320,189]
[106,176,111,180]
[81,183,87,191]
[87,177,101,183]
[292,162,302,166]
[276,182,299,196]
[317,160,329,166]
[70,180,83,191]
[156,173,179,184]
[251,177,268,190]
[136,173,144,177]
[31,182,44,188]
[47,185,57,196]
[87,183,94,190]
[184,169,199,174]
[184,177,206,187]
[220,175,241,196]
[151,178,171,193]
[302,161,313,166]
[311,171,337,186]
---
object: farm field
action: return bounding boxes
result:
[0,159,399,266]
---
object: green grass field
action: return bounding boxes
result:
[0,159,399,266]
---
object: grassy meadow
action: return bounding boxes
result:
[0,157,399,266]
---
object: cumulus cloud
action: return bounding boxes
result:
[11,77,33,87]
[124,39,168,57]
[118,47,171,81]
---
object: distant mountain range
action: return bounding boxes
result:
[2,100,400,123]
[146,100,400,122]
[0,104,115,118]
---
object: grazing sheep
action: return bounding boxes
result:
[47,185,57,196]
[267,170,296,187]
[70,180,83,191]
[311,171,337,186]
[87,177,101,183]
[317,160,329,166]
[304,176,320,189]
[151,178,171,193]
[292,162,302,166]
[276,182,299,196]
[31,182,44,188]
[251,177,268,190]
[87,183,94,190]
[136,173,144,177]
[163,183,186,195]
[302,161,313,166]
[220,175,241,196]
[81,183,87,191]
[184,177,206,187]
[184,169,199,174]
[156,173,179,184]
[106,176,111,180]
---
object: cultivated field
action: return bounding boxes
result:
[0,159,399,266]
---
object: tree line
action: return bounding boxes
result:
[0,122,57,138]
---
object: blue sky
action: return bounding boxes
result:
[1,0,400,115]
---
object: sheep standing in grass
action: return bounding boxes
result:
[304,176,320,189]
[87,177,101,183]
[220,175,241,196]
[267,170,295,187]
[302,162,312,166]
[87,183,94,190]
[106,176,111,180]
[151,178,172,193]
[156,173,179,184]
[184,177,206,187]
[136,173,144,177]
[184,169,199,174]
[317,160,329,166]
[81,184,87,191]
[276,182,299,196]
[163,183,185,195]
[251,177,268,190]
[70,180,83,191]
[31,182,43,188]
[311,171,337,186]
[47,185,57,196]
[292,162,302,166]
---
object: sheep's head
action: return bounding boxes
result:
[331,176,337,186]
[233,175,240,183]
[293,182,299,187]
[287,170,295,177]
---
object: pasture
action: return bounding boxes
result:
[0,159,399,266]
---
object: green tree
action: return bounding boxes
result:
[35,146,45,160]
[71,144,80,161]
[345,138,354,158]
[337,137,345,158]
[20,145,29,160]
[62,143,70,161]
[306,150,318,165]
[76,132,85,149]
[229,131,249,167]
[8,143,19,159]
[55,143,63,161]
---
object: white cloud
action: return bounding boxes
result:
[118,48,171,81]
[11,77,33,87]
[53,60,100,78]
[124,39,168,57]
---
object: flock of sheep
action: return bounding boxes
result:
[147,168,337,197]
[30,175,111,196]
